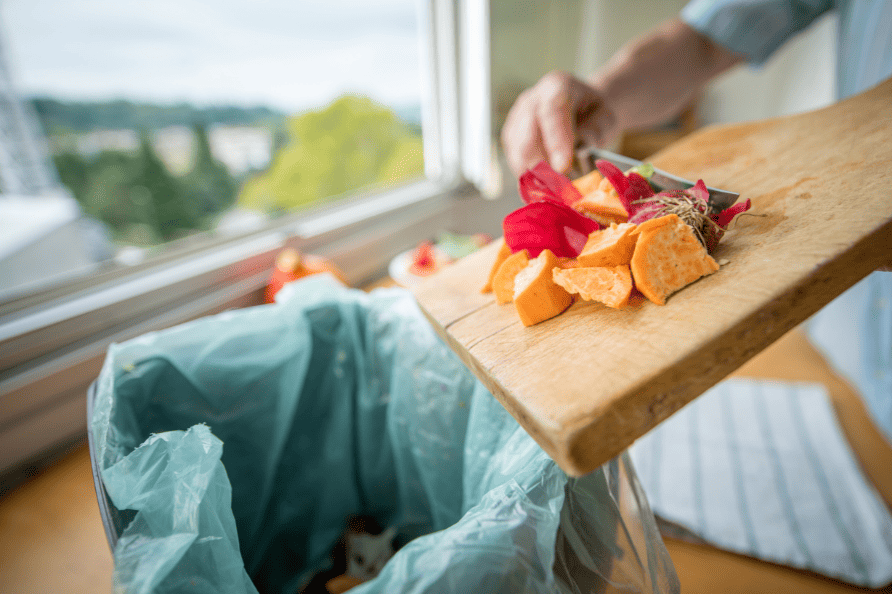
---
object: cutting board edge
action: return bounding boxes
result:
[411,240,503,326]
[413,299,572,457]
[557,218,892,476]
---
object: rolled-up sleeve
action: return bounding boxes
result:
[681,0,834,65]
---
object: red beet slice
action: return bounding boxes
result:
[518,160,584,207]
[504,201,600,258]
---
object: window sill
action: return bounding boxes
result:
[0,177,503,475]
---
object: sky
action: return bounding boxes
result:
[0,0,423,113]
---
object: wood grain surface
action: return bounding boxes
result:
[411,77,892,477]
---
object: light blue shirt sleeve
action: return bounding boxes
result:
[807,272,892,446]
[681,0,834,66]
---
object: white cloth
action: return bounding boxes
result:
[630,378,892,587]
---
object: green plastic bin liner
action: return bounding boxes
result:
[90,274,678,594]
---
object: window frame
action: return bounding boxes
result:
[0,0,499,476]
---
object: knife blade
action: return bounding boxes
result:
[573,146,740,213]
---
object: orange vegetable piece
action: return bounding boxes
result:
[552,265,633,309]
[492,249,530,304]
[630,214,720,305]
[265,248,347,303]
[512,249,573,326]
[325,574,364,594]
[481,239,512,293]
[576,222,638,268]
[572,176,629,226]
[571,169,603,196]
[556,256,579,268]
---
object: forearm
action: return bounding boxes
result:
[589,19,742,132]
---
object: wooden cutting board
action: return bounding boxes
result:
[411,77,892,477]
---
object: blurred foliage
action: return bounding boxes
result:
[32,97,284,135]
[51,94,424,246]
[54,124,235,244]
[239,95,424,213]
[183,123,237,218]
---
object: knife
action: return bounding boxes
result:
[573,146,740,213]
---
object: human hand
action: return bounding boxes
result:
[501,71,619,177]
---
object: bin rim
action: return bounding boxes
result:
[86,380,120,552]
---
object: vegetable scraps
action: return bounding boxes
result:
[265,248,347,303]
[505,161,601,258]
[513,249,574,326]
[483,160,751,326]
[595,159,752,253]
[409,241,439,277]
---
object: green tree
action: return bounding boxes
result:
[239,94,424,213]
[53,146,192,245]
[81,151,142,236]
[129,132,198,241]
[181,123,236,220]
[31,96,284,135]
[53,151,90,201]
[52,128,235,246]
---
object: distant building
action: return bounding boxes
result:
[0,32,109,295]
[74,128,140,157]
[208,125,273,176]
[50,124,273,178]
[151,125,273,177]
[0,37,57,195]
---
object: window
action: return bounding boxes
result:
[2,0,437,292]
[0,0,500,475]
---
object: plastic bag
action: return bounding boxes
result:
[91,274,678,594]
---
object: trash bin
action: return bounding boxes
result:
[88,274,679,594]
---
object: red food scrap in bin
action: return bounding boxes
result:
[265,248,347,303]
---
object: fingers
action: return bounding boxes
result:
[501,71,608,177]
[501,89,548,178]
[536,72,576,173]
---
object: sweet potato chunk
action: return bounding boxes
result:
[571,169,603,196]
[513,249,573,326]
[576,222,638,268]
[481,240,512,293]
[492,249,530,304]
[572,176,629,226]
[630,214,719,305]
[552,265,633,309]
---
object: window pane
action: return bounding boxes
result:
[0,0,424,294]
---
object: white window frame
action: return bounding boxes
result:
[0,0,498,477]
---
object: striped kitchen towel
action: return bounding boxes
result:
[629,378,892,588]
